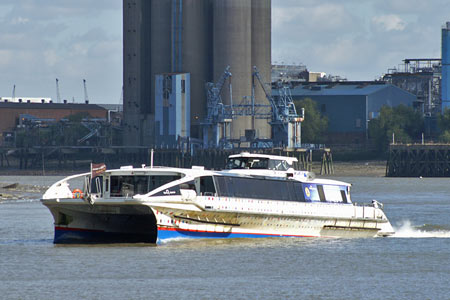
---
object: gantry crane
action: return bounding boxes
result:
[203,66,233,148]
[202,66,304,149]
[252,66,303,148]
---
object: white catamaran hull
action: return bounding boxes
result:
[147,195,394,241]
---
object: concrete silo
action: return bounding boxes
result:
[123,0,143,146]
[150,0,172,106]
[181,0,213,137]
[251,0,271,139]
[213,0,253,140]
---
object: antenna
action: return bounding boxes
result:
[12,84,15,101]
[56,78,61,103]
[120,86,123,103]
[83,79,89,103]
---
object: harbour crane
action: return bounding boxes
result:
[203,66,233,148]
[55,78,61,103]
[229,67,303,148]
[251,66,303,148]
[83,79,89,103]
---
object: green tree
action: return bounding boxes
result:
[368,104,423,151]
[437,108,450,142]
[294,98,328,143]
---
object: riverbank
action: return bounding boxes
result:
[320,160,387,177]
[0,182,47,201]
[0,160,387,201]
[0,160,388,177]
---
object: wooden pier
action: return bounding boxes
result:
[386,144,450,177]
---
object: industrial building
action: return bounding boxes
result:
[123,0,271,147]
[285,82,418,144]
[0,102,108,146]
[154,73,190,148]
[383,58,441,116]
[382,22,450,117]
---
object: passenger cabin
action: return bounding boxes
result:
[82,153,351,205]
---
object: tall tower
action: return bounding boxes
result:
[442,22,450,110]
[123,0,272,146]
[251,0,271,139]
[123,1,144,146]
[213,0,253,139]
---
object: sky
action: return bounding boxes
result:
[0,0,449,104]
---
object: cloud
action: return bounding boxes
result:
[272,0,446,80]
[0,0,122,102]
[372,15,406,31]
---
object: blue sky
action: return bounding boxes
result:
[0,0,448,104]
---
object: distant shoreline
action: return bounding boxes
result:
[0,160,387,177]
[319,160,386,177]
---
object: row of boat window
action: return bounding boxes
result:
[211,176,349,203]
[108,175,181,197]
[104,174,349,203]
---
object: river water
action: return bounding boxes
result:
[1,175,450,299]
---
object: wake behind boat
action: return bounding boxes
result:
[41,152,394,243]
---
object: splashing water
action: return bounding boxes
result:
[392,220,450,238]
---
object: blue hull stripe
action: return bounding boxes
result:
[157,226,313,241]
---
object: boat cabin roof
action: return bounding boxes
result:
[228,152,298,165]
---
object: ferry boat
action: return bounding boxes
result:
[41,153,394,243]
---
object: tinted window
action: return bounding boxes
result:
[200,176,216,196]
[110,175,181,197]
[213,176,305,202]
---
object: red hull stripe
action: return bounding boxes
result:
[157,226,316,238]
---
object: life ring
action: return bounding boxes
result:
[72,189,84,199]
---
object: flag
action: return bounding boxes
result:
[91,163,106,178]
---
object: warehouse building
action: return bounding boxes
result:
[0,101,108,145]
[285,82,418,144]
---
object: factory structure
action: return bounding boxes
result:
[382,58,441,116]
[123,0,277,148]
[382,23,450,117]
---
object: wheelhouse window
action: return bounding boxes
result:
[225,157,269,170]
[225,157,293,171]
[268,159,290,171]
